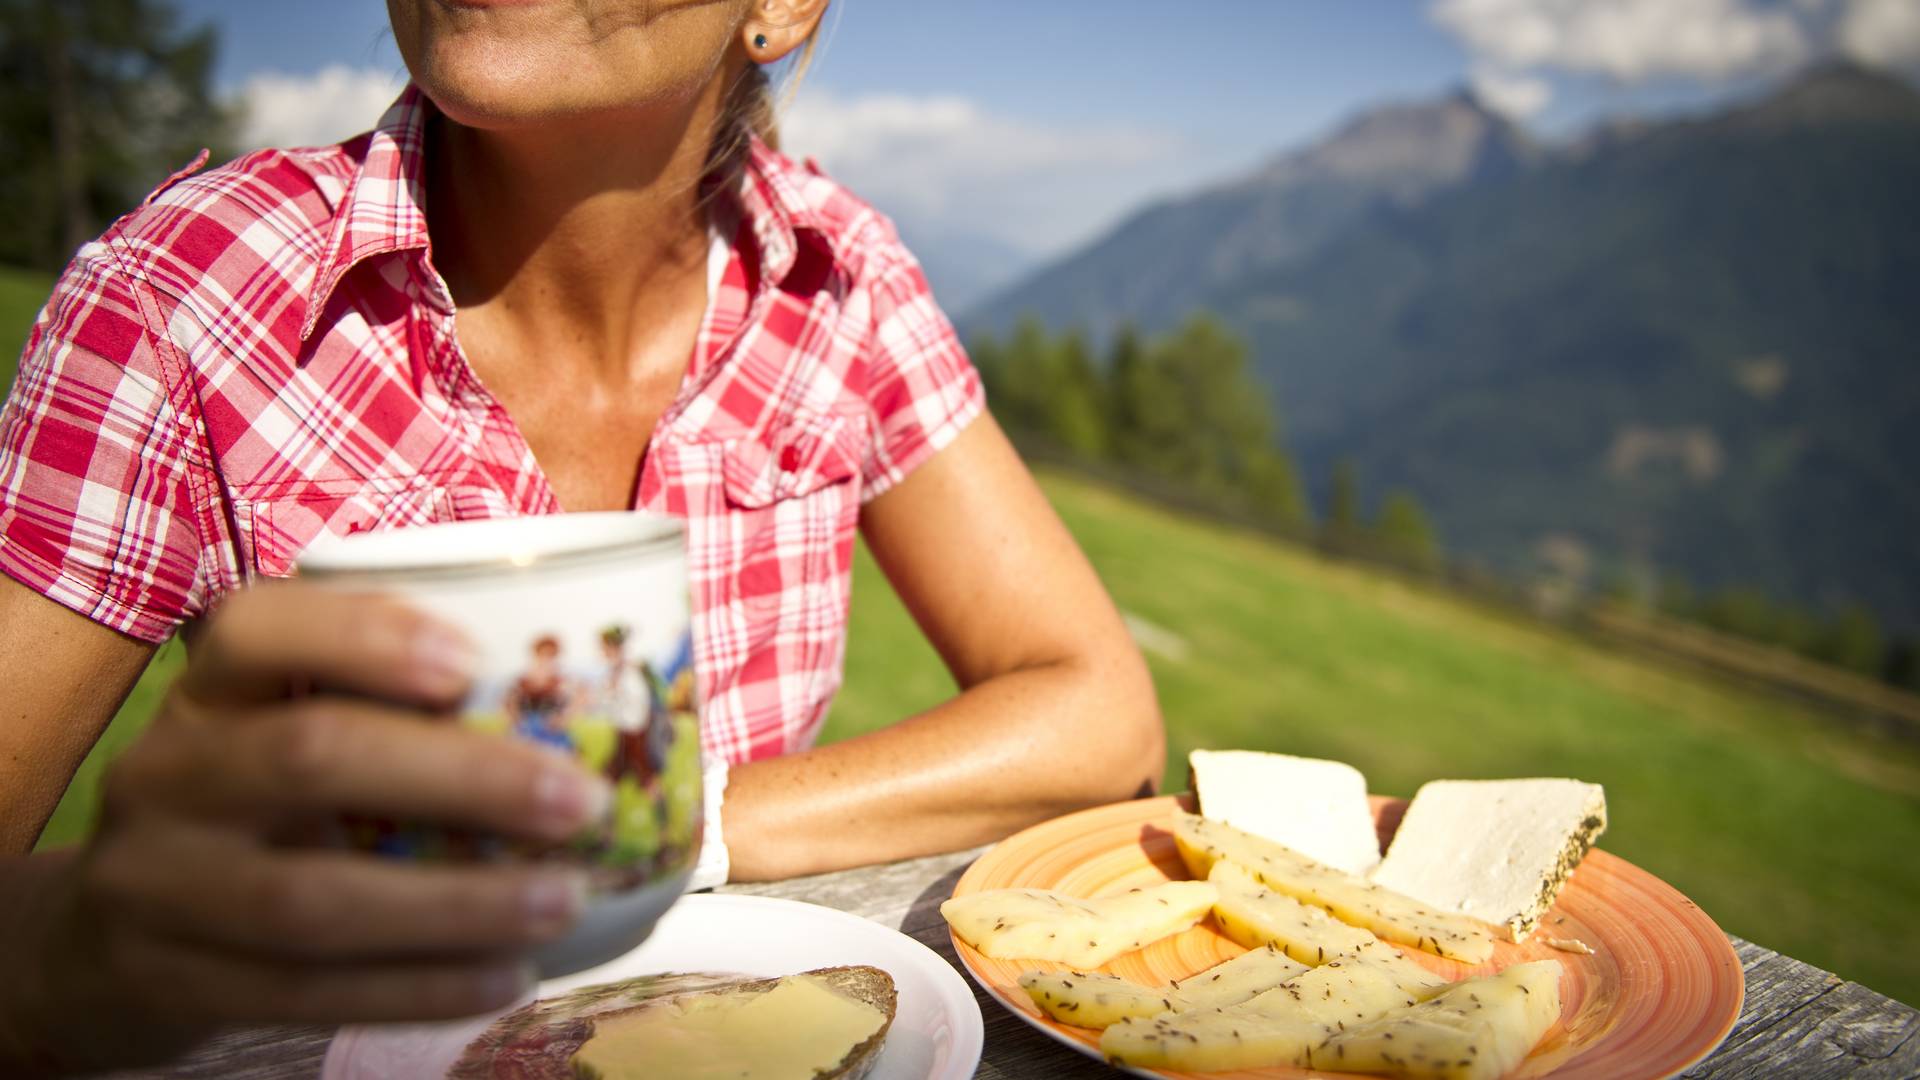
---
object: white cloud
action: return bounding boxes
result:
[1433,0,1812,81]
[237,65,408,151]
[1838,0,1920,67]
[1433,0,1820,116]
[1434,0,1920,117]
[1469,66,1554,117]
[779,90,1188,255]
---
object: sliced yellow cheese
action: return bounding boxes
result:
[1310,959,1563,1080]
[1209,861,1379,964]
[1098,953,1438,1071]
[940,881,1218,968]
[1176,813,1495,963]
[1018,944,1310,1029]
[1019,970,1174,1028]
[1165,943,1311,1011]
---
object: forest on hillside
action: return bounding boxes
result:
[972,315,1915,692]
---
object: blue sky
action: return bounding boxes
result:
[178,0,1919,262]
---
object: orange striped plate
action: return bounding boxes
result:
[950,795,1743,1079]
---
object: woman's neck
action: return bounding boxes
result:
[424,71,735,370]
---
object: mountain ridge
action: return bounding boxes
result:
[964,66,1920,632]
[962,86,1536,345]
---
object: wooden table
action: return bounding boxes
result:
[108,845,1920,1079]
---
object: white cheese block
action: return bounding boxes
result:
[1371,778,1607,942]
[1190,749,1381,875]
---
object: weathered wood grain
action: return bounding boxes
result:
[99,844,1917,1079]
[1682,940,1919,1079]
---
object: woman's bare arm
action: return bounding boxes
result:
[722,415,1165,880]
[0,581,155,853]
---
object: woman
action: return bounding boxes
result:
[595,625,655,781]
[0,0,1161,1070]
[507,635,575,753]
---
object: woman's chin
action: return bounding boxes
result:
[416,72,579,129]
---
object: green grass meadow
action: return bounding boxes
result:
[9,264,1919,1007]
[833,476,1920,1007]
[0,267,51,362]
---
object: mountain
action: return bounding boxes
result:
[968,65,1920,633]
[964,90,1537,343]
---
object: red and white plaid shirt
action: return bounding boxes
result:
[0,88,983,765]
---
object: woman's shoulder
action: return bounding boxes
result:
[93,138,371,297]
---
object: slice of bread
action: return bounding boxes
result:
[575,965,896,1080]
[452,965,897,1080]
[807,966,897,1080]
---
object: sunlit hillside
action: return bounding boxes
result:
[832,471,1920,1008]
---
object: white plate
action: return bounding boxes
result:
[322,893,983,1079]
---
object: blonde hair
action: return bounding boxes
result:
[706,31,819,191]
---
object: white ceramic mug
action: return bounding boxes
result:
[296,511,700,976]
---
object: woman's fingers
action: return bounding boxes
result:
[86,826,586,960]
[111,697,610,842]
[178,583,475,708]
[111,931,534,1025]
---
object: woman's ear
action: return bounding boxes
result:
[742,0,830,63]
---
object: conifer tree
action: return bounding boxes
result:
[1373,489,1442,574]
[1322,459,1363,553]
[0,0,236,269]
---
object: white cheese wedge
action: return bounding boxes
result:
[1190,749,1382,875]
[1371,778,1607,943]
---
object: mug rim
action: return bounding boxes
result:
[295,511,685,582]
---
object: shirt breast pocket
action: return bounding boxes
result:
[235,476,465,578]
[719,412,861,613]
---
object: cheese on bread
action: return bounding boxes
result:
[1190,750,1382,875]
[569,969,892,1080]
[1370,778,1606,942]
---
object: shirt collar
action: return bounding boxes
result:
[301,87,838,342]
[301,86,433,341]
[737,137,832,285]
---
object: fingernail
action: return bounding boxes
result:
[536,764,613,829]
[413,623,477,694]
[525,871,589,932]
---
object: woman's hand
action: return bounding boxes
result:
[0,583,611,1073]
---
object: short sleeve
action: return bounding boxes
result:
[857,254,986,502]
[0,249,207,642]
